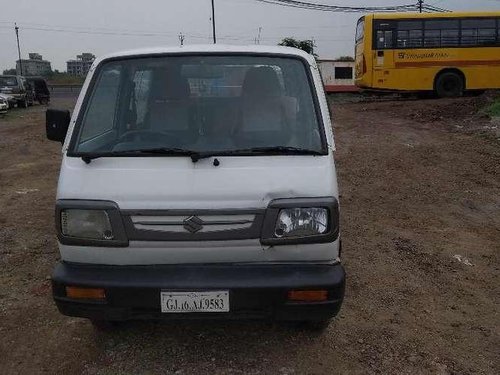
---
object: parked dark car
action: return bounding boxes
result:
[0,75,34,108]
[26,77,50,105]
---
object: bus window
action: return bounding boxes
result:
[396,21,423,48]
[442,29,460,47]
[424,19,459,47]
[461,18,497,46]
[376,30,393,49]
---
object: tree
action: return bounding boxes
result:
[2,68,17,75]
[278,38,317,57]
[336,56,355,62]
[44,71,85,85]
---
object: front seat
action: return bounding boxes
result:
[236,66,295,148]
[145,69,197,147]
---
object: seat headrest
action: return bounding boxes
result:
[152,69,190,100]
[241,67,282,98]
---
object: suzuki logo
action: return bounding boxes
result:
[183,216,203,233]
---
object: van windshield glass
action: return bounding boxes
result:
[72,55,325,155]
[0,76,18,87]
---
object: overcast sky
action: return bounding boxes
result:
[1,0,499,71]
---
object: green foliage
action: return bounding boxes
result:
[484,99,500,117]
[45,71,85,85]
[336,56,355,62]
[2,68,17,75]
[278,38,317,57]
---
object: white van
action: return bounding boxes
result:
[46,45,344,330]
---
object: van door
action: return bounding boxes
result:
[372,20,396,89]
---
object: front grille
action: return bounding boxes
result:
[121,209,264,241]
[131,214,255,233]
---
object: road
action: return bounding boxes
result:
[0,94,499,374]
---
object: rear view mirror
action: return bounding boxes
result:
[46,109,71,143]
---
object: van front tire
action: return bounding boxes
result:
[435,72,464,98]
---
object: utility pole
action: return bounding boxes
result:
[418,0,423,13]
[256,27,262,45]
[211,0,217,44]
[179,32,185,46]
[15,23,23,75]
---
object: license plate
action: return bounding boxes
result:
[160,291,230,313]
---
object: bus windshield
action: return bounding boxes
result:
[355,17,365,43]
[71,55,326,156]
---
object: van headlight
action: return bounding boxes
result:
[56,200,128,247]
[261,197,339,245]
[275,208,328,238]
[61,209,114,240]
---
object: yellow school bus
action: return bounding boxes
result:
[355,12,500,97]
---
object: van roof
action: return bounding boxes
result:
[94,44,316,66]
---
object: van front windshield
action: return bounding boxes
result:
[72,55,325,156]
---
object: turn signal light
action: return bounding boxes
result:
[287,290,328,302]
[65,286,106,300]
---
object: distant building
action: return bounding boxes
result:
[16,53,52,76]
[66,53,96,76]
[317,59,358,93]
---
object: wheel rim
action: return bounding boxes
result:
[443,78,459,93]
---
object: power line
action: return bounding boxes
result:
[254,0,419,12]
[254,0,449,12]
[2,21,354,44]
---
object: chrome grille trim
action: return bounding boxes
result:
[121,209,264,241]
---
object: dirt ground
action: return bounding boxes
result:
[0,94,498,375]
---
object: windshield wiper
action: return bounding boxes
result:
[80,148,198,164]
[191,146,324,162]
[81,146,324,164]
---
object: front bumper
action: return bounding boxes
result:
[52,261,345,321]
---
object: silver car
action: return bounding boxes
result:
[0,95,9,114]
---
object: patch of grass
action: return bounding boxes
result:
[483,98,500,118]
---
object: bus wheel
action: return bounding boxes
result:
[435,72,464,98]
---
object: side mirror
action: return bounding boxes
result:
[46,109,71,143]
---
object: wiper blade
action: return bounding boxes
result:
[236,146,324,155]
[80,148,198,164]
[80,146,323,164]
[192,146,323,161]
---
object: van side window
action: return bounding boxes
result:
[80,65,122,142]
